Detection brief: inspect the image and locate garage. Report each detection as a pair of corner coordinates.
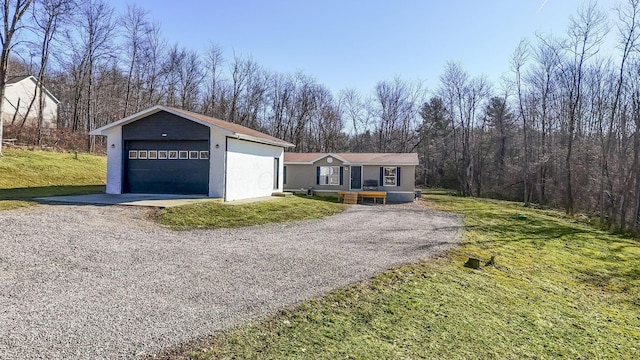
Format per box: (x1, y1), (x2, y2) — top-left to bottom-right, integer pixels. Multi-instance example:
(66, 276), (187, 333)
(89, 105), (294, 200)
(121, 111), (210, 195)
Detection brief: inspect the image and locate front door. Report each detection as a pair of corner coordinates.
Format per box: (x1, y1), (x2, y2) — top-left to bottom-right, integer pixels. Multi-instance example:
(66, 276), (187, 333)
(350, 165), (362, 190)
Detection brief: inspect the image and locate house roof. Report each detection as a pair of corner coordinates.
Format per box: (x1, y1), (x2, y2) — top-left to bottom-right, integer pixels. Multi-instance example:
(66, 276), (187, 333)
(89, 105), (295, 148)
(5, 75), (61, 104)
(6, 75), (32, 84)
(284, 152), (419, 165)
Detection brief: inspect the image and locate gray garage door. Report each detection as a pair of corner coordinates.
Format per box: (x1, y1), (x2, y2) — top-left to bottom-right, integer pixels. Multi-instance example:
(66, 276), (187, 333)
(124, 140), (209, 195)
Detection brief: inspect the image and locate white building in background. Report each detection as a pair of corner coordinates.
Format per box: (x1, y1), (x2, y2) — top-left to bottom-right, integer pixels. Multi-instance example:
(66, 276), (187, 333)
(2, 75), (60, 129)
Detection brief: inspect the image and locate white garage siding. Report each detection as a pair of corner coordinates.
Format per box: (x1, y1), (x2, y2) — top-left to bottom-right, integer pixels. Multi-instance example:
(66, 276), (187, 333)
(225, 138), (283, 201)
(104, 126), (123, 194)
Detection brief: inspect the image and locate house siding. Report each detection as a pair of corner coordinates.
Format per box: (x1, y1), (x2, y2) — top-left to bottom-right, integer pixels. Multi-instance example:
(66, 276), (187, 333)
(284, 158), (417, 202)
(1, 77), (58, 128)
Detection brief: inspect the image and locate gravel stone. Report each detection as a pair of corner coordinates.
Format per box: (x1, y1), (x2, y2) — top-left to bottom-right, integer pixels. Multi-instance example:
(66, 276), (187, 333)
(0, 202), (461, 359)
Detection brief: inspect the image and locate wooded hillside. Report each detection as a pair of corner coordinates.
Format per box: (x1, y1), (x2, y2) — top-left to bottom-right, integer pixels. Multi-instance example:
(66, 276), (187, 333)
(3, 0), (640, 230)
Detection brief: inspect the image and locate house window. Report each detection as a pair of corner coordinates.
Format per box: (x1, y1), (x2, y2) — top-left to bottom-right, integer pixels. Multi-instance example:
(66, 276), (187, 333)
(383, 167), (397, 186)
(148, 150), (158, 159)
(178, 151), (188, 159)
(128, 150), (137, 159)
(158, 150), (168, 159)
(189, 151), (199, 159)
(274, 158), (280, 190)
(319, 166), (340, 185)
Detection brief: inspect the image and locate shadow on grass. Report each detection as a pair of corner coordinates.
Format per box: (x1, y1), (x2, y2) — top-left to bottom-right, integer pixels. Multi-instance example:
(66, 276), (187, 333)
(467, 218), (591, 243)
(0, 185), (105, 201)
(295, 194), (342, 203)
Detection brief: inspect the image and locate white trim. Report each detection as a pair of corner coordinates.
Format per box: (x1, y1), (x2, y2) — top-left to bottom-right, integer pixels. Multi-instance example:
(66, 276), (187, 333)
(318, 165), (341, 185)
(383, 166), (398, 186)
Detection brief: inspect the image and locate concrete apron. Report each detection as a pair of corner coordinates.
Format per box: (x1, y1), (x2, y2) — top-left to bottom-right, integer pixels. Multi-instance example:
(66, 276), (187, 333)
(34, 193), (223, 208)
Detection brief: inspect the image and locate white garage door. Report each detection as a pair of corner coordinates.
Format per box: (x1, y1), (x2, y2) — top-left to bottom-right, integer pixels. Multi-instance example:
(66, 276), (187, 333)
(225, 138), (282, 201)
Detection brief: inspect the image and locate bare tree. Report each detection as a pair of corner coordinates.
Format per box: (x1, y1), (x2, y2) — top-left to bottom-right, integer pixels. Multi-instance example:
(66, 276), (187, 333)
(139, 20), (164, 107)
(202, 42), (224, 117)
(0, 0), (33, 155)
(372, 77), (424, 152)
(177, 48), (202, 111)
(339, 88), (371, 151)
(119, 3), (149, 117)
(439, 62), (490, 196)
(550, 1), (607, 214)
(511, 39), (530, 204)
(29, 0), (73, 144)
(526, 37), (560, 205)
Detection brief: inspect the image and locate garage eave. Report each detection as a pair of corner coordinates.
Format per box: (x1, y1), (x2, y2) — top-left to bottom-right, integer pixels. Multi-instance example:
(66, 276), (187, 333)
(231, 133), (294, 148)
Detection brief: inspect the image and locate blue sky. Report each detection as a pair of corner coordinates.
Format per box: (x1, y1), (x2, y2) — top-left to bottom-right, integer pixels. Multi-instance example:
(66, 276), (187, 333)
(110, 0), (593, 95)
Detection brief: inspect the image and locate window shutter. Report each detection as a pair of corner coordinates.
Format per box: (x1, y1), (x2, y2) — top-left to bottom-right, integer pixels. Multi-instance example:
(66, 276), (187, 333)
(283, 166), (287, 185)
(379, 167), (383, 186)
(339, 167), (344, 185)
(396, 167), (401, 186)
(316, 166), (320, 185)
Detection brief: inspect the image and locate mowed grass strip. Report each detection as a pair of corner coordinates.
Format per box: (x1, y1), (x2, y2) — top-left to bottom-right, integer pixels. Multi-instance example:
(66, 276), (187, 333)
(0, 149), (106, 209)
(180, 193), (640, 359)
(157, 196), (346, 230)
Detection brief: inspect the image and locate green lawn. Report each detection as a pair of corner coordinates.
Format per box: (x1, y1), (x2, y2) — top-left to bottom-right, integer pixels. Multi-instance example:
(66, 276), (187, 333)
(0, 149), (106, 209)
(156, 196), (346, 230)
(180, 193), (640, 359)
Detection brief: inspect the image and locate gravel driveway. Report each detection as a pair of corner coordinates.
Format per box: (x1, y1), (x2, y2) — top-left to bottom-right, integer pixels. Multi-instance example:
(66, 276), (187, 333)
(0, 202), (461, 359)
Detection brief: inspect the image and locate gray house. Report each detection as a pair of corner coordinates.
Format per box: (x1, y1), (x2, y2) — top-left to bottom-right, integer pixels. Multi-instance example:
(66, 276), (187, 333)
(283, 152), (419, 203)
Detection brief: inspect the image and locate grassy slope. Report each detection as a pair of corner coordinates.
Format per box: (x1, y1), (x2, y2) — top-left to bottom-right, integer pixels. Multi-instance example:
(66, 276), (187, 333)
(0, 149), (106, 209)
(184, 193), (639, 359)
(157, 196), (346, 230)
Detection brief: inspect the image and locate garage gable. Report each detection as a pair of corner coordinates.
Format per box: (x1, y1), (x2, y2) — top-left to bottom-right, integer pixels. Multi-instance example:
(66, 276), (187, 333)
(122, 111), (209, 141)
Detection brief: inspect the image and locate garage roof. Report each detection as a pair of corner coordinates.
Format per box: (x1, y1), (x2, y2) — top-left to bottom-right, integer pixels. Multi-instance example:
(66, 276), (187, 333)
(89, 105), (294, 148)
(284, 152), (419, 165)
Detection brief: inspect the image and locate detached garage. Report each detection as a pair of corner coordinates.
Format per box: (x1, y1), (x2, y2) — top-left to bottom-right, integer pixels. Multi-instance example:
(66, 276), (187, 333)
(89, 105), (294, 201)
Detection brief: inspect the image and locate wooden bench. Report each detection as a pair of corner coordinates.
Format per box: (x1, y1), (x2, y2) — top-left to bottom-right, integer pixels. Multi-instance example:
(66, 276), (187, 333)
(338, 191), (387, 205)
(358, 191), (387, 205)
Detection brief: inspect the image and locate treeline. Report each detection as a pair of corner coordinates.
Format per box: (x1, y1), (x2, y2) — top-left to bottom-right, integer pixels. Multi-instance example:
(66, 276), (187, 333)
(2, 0), (423, 155)
(3, 0), (640, 230)
(422, 0), (640, 231)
